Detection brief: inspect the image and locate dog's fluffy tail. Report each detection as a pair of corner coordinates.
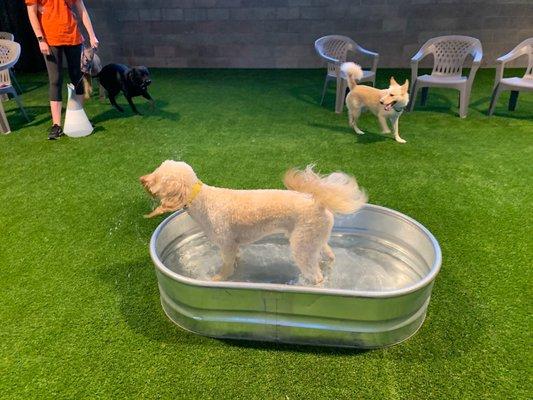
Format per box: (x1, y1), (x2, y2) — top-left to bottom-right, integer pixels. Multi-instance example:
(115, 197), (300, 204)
(341, 62), (363, 91)
(284, 165), (367, 214)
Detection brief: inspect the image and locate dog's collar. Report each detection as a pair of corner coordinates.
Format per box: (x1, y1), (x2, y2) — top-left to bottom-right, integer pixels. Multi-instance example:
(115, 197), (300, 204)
(184, 181), (203, 209)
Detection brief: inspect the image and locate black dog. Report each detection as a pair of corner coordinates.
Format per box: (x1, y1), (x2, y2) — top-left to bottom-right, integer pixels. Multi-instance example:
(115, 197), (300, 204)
(97, 63), (153, 114)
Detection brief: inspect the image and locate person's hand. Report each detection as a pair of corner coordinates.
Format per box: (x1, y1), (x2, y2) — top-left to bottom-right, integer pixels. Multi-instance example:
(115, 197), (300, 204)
(39, 41), (50, 55)
(90, 35), (99, 49)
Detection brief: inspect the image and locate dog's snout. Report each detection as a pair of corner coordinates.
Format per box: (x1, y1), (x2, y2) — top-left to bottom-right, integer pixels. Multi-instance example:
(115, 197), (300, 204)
(145, 79), (152, 85)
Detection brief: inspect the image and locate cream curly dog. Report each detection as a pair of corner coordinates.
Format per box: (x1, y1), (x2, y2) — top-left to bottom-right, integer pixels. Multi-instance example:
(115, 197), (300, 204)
(140, 161), (366, 284)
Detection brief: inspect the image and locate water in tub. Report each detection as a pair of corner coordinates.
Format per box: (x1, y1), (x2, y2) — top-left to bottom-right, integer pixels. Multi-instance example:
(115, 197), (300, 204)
(161, 228), (427, 292)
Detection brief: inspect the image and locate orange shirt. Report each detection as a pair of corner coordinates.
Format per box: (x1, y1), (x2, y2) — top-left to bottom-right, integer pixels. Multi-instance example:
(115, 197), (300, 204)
(25, 0), (83, 46)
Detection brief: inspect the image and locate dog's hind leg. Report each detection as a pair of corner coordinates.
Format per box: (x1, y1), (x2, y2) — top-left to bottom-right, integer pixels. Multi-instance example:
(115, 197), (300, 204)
(290, 229), (325, 285)
(321, 243), (335, 263)
(320, 243), (335, 273)
(108, 94), (124, 112)
(213, 244), (238, 281)
(349, 105), (365, 135)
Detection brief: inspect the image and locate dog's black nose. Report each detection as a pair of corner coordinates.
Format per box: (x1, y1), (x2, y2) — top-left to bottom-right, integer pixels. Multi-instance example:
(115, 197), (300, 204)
(380, 100), (384, 104)
(145, 80), (152, 85)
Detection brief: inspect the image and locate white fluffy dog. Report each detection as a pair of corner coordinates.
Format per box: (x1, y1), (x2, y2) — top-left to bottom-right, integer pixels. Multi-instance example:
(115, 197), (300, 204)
(140, 161), (367, 284)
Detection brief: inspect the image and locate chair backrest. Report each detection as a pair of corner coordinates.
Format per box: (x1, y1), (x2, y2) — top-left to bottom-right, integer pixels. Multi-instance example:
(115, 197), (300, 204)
(0, 32), (14, 41)
(315, 35), (358, 76)
(0, 39), (21, 86)
(426, 36), (482, 77)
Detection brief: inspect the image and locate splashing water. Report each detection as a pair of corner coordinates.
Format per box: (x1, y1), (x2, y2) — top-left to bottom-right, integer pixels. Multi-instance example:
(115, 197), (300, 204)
(161, 231), (428, 292)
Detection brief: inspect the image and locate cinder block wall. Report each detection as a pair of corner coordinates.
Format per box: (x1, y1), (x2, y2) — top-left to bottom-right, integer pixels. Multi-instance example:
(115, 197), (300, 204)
(88, 0), (533, 68)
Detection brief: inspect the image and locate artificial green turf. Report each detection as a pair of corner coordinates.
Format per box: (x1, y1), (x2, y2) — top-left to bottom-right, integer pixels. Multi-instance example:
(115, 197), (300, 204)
(1, 68), (531, 399)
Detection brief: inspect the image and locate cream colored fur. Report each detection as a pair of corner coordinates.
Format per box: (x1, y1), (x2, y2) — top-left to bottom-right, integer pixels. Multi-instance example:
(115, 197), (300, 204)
(341, 62), (410, 144)
(141, 160), (367, 284)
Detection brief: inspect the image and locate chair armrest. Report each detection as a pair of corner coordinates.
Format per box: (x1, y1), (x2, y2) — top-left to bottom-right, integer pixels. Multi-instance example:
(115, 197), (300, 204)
(467, 61), (481, 87)
(316, 52), (342, 66)
(493, 43), (529, 87)
(497, 50), (524, 65)
(355, 45), (379, 73)
(410, 43), (433, 90)
(472, 48), (483, 64)
(356, 45), (378, 58)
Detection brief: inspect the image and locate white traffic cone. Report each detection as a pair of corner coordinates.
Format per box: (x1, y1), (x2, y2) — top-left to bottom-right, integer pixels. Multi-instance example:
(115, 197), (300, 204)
(63, 83), (93, 137)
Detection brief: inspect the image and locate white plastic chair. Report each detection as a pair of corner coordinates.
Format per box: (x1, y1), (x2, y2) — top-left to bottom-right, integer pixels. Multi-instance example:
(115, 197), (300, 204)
(409, 35), (482, 118)
(0, 39), (29, 133)
(488, 38), (533, 115)
(0, 32), (22, 94)
(315, 35), (379, 113)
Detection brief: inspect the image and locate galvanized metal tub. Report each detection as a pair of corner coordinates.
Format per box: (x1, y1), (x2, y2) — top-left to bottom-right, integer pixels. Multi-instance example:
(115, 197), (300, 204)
(149, 204), (442, 348)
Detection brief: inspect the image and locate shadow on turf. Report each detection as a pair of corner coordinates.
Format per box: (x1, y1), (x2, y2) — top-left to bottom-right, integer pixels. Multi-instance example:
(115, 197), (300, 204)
(90, 99), (180, 125)
(219, 338), (369, 355)
(470, 95), (533, 119)
(98, 258), (205, 344)
(308, 122), (389, 144)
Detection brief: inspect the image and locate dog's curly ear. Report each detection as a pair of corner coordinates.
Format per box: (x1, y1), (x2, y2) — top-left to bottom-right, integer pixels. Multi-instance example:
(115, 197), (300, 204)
(157, 175), (192, 211)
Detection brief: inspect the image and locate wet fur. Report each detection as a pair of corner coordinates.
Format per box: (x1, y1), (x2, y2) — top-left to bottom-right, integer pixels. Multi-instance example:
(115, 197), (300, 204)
(140, 161), (367, 285)
(342, 62), (409, 143)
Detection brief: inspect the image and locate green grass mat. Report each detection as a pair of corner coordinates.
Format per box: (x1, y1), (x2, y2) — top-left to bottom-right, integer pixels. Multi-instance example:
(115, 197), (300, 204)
(1, 68), (531, 399)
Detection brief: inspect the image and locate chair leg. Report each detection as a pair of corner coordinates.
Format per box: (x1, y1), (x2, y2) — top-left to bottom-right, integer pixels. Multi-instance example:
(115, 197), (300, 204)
(11, 90), (30, 122)
(335, 78), (347, 114)
(10, 69), (22, 95)
(320, 75), (329, 106)
(0, 100), (10, 134)
(488, 83), (503, 116)
(508, 90), (519, 111)
(408, 82), (419, 112)
(459, 87), (470, 118)
(420, 87), (429, 106)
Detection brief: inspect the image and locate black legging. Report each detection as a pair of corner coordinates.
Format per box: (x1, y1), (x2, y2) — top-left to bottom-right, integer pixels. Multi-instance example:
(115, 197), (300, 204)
(44, 44), (84, 101)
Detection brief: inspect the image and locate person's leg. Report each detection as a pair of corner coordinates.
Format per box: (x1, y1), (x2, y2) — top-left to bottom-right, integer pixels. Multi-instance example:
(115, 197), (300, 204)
(64, 44), (84, 104)
(43, 46), (64, 139)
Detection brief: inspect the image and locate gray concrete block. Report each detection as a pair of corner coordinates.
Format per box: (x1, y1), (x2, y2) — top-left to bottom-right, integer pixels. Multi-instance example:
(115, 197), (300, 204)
(184, 8), (208, 21)
(161, 8), (184, 21)
(299, 7), (326, 19)
(89, 0), (533, 68)
(207, 8), (230, 20)
(276, 7), (300, 19)
(115, 9), (139, 21)
(139, 9), (161, 21)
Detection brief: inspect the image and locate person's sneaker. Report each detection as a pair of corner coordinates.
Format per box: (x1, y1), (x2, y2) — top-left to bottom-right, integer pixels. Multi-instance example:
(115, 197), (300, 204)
(48, 124), (64, 140)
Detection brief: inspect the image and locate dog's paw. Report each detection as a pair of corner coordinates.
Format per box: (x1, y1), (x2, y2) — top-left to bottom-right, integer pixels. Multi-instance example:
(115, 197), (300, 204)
(313, 272), (324, 286)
